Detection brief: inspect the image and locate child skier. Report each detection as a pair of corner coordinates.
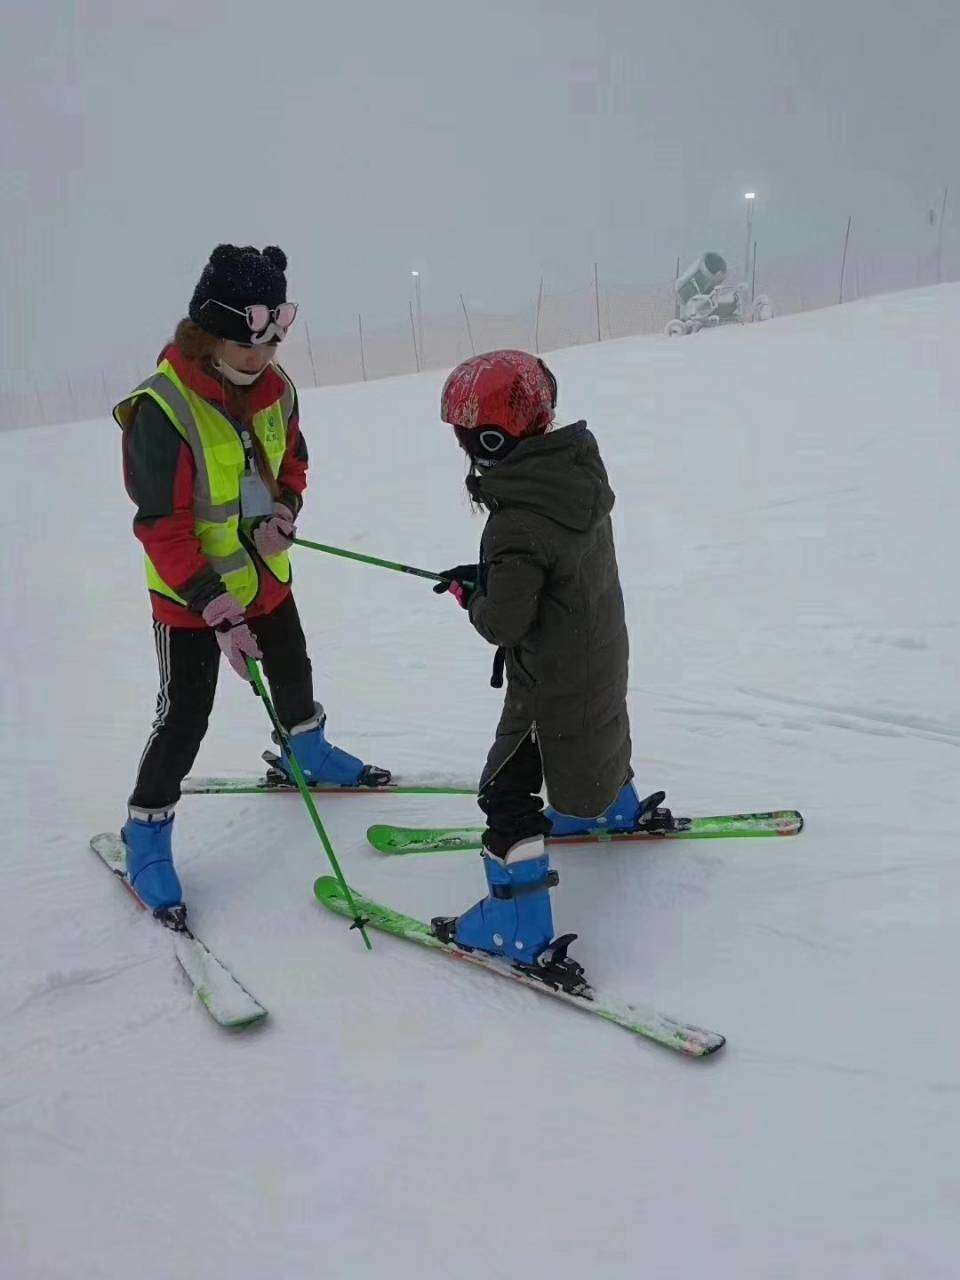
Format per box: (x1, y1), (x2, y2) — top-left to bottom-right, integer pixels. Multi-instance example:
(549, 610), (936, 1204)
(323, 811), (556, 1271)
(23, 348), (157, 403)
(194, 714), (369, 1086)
(431, 350), (660, 991)
(115, 244), (389, 922)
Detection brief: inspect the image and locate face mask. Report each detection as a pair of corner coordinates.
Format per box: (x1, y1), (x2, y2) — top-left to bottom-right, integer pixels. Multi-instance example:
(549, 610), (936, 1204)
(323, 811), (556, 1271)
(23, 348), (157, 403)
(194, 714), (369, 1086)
(213, 356), (267, 386)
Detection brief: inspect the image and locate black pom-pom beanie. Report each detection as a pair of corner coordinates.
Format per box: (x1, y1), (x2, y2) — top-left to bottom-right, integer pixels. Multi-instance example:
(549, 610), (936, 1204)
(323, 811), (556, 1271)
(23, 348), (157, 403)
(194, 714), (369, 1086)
(189, 244), (288, 342)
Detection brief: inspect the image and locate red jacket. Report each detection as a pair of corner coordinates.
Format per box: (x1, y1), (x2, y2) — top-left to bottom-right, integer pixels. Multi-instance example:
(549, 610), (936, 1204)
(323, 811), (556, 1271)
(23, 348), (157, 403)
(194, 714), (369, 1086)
(122, 345), (308, 628)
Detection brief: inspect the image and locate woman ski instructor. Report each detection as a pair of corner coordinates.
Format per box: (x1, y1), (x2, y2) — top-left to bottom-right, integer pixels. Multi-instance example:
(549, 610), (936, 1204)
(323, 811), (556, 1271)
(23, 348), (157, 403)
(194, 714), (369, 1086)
(115, 244), (389, 921)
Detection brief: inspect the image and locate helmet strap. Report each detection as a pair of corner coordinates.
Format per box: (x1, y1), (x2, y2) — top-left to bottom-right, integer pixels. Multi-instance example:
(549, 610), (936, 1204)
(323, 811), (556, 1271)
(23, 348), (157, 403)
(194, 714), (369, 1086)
(454, 424), (521, 467)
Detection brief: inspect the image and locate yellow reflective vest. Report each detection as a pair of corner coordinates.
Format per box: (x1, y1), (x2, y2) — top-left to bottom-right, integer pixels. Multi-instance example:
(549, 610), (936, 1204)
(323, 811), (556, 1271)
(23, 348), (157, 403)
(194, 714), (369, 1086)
(114, 358), (295, 608)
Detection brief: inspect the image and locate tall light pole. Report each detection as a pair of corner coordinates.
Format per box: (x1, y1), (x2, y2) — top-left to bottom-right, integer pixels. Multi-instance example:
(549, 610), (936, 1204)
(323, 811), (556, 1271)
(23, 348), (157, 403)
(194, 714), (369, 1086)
(743, 193), (756, 284)
(411, 270), (423, 368)
(936, 186), (949, 285)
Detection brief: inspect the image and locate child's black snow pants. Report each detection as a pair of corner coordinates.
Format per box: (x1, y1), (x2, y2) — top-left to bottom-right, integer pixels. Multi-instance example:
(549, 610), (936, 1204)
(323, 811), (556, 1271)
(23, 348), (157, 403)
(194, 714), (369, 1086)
(477, 729), (552, 858)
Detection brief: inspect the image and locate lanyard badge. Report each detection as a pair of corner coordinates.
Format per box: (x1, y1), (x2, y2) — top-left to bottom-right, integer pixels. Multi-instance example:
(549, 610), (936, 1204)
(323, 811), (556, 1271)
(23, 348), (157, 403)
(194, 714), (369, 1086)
(238, 430), (274, 519)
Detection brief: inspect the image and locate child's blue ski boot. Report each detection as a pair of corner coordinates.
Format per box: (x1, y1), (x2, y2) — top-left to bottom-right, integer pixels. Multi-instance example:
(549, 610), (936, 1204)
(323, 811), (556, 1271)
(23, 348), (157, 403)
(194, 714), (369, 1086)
(545, 782), (671, 838)
(431, 836), (589, 994)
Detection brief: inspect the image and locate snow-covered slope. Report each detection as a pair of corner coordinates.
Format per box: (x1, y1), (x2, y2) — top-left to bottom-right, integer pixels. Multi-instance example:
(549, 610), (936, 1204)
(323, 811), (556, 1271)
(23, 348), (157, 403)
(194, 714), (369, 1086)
(4, 287), (959, 1279)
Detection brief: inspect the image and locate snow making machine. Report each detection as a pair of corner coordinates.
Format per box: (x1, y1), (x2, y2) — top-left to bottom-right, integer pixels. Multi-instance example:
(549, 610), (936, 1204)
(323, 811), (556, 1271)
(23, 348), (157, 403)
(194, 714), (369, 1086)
(665, 252), (772, 335)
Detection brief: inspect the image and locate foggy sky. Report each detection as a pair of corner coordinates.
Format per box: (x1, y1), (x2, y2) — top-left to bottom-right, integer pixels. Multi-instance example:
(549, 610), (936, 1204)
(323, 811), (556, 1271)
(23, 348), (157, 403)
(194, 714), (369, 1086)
(3, 0), (958, 376)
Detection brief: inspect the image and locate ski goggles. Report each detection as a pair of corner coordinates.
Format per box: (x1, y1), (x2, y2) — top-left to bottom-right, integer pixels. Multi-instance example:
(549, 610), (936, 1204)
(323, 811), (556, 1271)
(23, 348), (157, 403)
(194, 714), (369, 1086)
(200, 298), (298, 343)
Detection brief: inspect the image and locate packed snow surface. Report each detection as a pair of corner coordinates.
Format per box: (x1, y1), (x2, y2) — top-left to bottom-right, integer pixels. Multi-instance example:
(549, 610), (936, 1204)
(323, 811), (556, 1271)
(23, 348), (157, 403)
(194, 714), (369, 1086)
(3, 287), (959, 1278)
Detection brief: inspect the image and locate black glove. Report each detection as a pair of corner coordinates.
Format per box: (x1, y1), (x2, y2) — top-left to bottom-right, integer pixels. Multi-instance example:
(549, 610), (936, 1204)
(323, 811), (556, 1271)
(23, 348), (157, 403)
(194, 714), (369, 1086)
(432, 563), (480, 609)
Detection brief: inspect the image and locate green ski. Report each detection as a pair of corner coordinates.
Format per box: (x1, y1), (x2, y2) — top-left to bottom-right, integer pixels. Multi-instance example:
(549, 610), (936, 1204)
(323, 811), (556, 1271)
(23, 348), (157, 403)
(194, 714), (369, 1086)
(314, 876), (725, 1057)
(182, 774), (474, 797)
(367, 809), (804, 855)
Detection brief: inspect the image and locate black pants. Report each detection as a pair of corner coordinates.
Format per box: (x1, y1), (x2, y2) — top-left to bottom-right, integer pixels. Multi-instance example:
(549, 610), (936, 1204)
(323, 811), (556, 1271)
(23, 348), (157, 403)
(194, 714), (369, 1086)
(478, 730), (552, 859)
(130, 595), (315, 810)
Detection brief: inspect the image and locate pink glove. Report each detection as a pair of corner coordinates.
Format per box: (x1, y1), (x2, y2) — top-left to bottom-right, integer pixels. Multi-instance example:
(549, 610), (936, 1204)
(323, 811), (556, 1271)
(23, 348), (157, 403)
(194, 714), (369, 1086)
(253, 503), (296, 558)
(202, 593), (262, 680)
(432, 564), (479, 610)
(445, 581), (470, 608)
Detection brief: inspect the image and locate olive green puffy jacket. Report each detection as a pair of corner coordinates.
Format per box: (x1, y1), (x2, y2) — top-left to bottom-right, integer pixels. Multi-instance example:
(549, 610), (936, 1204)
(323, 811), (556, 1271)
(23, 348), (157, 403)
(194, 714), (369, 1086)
(469, 421), (631, 817)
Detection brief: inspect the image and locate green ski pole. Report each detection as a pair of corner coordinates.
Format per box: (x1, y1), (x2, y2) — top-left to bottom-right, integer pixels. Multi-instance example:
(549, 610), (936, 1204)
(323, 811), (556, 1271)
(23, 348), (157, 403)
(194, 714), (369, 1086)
(292, 537), (446, 584)
(246, 658), (372, 951)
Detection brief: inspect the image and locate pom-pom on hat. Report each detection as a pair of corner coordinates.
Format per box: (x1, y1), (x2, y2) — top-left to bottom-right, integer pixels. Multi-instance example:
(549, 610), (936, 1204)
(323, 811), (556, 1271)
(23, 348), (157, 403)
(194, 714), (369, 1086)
(189, 244), (288, 343)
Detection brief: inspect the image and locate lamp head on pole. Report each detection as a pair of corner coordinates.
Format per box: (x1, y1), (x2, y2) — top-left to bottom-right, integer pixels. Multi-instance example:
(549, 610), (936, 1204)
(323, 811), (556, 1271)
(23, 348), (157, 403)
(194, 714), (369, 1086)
(744, 192), (756, 201)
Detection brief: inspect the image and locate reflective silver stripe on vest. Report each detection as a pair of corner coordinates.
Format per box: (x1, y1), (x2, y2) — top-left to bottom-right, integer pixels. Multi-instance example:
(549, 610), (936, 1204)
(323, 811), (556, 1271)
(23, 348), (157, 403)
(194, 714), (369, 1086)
(194, 495), (241, 521)
(141, 372), (215, 512)
(207, 549), (251, 576)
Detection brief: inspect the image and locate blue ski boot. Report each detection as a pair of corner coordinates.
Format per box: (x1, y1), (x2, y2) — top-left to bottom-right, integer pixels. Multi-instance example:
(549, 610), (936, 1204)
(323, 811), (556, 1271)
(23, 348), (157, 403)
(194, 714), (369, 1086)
(121, 806), (183, 919)
(264, 703), (391, 788)
(432, 838), (590, 994)
(545, 782), (670, 838)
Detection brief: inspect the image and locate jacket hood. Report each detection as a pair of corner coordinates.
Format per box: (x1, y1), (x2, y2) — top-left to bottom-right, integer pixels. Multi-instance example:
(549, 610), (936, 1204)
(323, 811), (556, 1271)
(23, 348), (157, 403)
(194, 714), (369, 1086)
(475, 422), (614, 532)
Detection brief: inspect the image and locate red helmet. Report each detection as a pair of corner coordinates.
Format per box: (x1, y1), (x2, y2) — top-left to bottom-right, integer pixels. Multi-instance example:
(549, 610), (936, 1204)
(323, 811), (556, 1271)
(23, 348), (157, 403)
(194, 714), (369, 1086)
(441, 350), (557, 438)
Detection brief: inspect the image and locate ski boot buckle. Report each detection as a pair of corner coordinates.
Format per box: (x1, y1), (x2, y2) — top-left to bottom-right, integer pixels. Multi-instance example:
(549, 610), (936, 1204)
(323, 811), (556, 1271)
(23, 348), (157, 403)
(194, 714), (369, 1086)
(490, 870), (559, 900)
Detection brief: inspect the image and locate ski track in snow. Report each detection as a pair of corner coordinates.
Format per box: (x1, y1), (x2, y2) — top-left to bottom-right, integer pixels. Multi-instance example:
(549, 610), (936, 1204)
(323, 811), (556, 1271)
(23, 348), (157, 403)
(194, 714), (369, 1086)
(3, 286), (960, 1279)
